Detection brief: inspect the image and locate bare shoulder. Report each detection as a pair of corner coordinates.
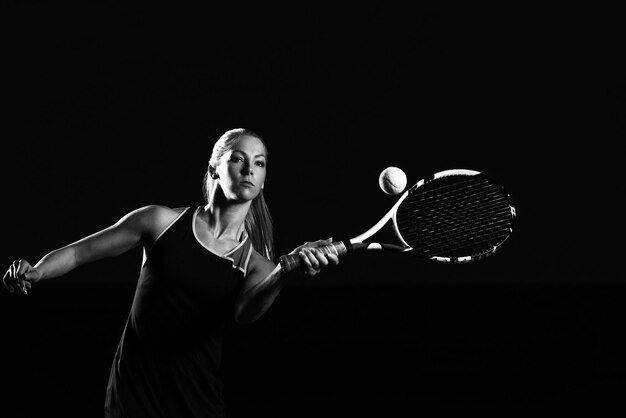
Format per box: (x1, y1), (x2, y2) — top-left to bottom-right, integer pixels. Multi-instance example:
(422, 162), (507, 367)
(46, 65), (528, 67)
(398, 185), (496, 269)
(246, 246), (277, 278)
(122, 205), (190, 237)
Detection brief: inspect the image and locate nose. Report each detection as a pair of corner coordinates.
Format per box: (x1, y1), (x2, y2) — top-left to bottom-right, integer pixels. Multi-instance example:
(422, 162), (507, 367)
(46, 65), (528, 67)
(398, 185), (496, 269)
(241, 161), (254, 176)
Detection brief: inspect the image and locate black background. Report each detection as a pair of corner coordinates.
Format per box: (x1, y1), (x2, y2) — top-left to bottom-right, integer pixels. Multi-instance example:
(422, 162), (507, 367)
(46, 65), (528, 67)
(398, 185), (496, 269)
(1, 2), (624, 416)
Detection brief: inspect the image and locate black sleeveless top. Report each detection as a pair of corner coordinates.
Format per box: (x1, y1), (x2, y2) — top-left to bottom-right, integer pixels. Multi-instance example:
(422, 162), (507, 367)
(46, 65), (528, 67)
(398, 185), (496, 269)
(104, 207), (251, 418)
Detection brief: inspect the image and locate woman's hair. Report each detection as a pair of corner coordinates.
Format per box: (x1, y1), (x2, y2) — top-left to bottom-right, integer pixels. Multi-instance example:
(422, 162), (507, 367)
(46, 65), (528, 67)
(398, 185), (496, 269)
(203, 128), (275, 261)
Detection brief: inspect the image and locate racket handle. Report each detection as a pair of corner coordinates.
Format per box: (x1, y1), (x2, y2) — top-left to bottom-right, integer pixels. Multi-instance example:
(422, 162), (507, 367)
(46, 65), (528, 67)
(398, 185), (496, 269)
(279, 241), (350, 273)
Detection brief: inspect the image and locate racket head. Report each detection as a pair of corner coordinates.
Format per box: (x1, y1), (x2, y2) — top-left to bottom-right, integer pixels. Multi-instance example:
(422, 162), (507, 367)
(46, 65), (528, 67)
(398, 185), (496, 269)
(393, 169), (516, 263)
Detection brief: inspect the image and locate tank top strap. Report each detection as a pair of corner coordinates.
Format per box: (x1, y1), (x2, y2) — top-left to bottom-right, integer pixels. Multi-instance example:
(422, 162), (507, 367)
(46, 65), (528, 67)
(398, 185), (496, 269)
(222, 233), (252, 275)
(189, 206), (252, 276)
(155, 207), (193, 242)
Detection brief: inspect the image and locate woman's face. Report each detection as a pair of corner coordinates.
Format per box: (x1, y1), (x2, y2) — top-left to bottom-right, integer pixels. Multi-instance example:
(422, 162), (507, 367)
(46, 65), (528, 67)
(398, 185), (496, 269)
(214, 135), (267, 203)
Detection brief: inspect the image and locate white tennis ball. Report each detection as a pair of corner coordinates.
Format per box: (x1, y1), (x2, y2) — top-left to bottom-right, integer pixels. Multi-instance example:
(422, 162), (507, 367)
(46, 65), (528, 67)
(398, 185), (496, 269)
(379, 167), (407, 195)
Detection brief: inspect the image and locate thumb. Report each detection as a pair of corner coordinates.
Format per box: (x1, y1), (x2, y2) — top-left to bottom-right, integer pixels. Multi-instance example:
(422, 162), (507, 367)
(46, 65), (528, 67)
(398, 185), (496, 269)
(318, 237), (333, 247)
(23, 270), (39, 282)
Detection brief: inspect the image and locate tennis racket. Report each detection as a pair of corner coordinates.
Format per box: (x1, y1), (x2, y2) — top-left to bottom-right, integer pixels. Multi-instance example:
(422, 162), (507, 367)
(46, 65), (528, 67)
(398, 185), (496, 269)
(279, 168), (516, 272)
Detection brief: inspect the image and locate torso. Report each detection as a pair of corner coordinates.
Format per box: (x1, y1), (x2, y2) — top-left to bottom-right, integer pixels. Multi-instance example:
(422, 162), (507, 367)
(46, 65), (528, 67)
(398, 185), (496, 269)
(105, 205), (253, 417)
(141, 205), (266, 276)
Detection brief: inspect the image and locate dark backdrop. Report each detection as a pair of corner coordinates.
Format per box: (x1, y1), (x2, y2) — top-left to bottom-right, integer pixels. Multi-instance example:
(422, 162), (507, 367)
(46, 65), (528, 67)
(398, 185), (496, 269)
(1, 3), (624, 417)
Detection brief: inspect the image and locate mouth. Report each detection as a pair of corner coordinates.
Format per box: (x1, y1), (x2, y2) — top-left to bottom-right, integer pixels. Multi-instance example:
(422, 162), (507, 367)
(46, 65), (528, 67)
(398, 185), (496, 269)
(239, 181), (255, 187)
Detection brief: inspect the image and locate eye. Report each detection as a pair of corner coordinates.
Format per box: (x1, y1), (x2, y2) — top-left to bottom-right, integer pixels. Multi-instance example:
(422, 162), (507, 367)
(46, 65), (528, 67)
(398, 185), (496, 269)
(256, 161), (266, 167)
(229, 156), (244, 163)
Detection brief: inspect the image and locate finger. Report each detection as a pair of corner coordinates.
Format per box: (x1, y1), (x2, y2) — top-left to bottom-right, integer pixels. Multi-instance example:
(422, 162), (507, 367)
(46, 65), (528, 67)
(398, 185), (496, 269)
(304, 248), (321, 270)
(19, 280), (27, 295)
(9, 263), (23, 293)
(16, 259), (28, 278)
(299, 250), (313, 270)
(9, 264), (18, 283)
(299, 249), (320, 276)
(2, 267), (11, 285)
(312, 248), (329, 267)
(3, 270), (15, 293)
(327, 253), (339, 265)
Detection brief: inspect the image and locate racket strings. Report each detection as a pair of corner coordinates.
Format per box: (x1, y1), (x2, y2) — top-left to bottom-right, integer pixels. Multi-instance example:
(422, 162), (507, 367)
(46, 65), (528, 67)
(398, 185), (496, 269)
(402, 221), (511, 256)
(402, 185), (507, 228)
(401, 182), (510, 229)
(406, 176), (491, 205)
(399, 208), (512, 244)
(403, 178), (500, 212)
(412, 223), (512, 256)
(397, 176), (513, 257)
(402, 198), (512, 238)
(404, 191), (510, 225)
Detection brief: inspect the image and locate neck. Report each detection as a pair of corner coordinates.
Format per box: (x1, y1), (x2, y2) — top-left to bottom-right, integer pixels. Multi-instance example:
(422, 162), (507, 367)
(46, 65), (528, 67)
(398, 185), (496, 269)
(203, 200), (251, 241)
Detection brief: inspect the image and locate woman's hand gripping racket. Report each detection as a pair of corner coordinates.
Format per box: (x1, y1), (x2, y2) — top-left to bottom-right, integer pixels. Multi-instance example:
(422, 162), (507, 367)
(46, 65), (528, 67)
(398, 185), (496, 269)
(279, 169), (516, 272)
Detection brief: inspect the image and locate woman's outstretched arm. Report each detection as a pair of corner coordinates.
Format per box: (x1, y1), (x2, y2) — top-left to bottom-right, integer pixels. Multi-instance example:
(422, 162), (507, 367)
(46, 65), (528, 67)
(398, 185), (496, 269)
(3, 205), (171, 294)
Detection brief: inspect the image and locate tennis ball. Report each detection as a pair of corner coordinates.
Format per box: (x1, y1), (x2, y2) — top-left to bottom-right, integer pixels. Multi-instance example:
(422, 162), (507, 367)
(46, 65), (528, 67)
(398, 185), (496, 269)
(379, 167), (407, 195)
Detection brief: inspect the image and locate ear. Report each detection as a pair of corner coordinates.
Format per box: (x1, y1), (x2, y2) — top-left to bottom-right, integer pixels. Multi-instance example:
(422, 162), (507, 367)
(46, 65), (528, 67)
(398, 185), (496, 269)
(208, 164), (219, 179)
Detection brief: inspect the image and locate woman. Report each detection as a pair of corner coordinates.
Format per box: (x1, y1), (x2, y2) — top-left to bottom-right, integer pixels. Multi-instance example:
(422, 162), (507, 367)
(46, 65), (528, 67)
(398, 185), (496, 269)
(3, 128), (338, 417)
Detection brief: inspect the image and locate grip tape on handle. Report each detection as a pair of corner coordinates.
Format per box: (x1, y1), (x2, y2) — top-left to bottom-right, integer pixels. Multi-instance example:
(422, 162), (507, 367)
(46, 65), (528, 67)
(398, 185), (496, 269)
(279, 241), (349, 273)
